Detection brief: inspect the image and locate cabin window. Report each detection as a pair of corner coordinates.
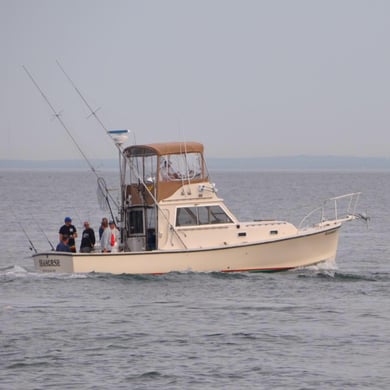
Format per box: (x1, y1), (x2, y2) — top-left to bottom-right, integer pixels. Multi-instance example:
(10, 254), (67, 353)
(143, 155), (157, 184)
(198, 205), (233, 224)
(128, 155), (157, 186)
(176, 205), (233, 227)
(176, 207), (198, 226)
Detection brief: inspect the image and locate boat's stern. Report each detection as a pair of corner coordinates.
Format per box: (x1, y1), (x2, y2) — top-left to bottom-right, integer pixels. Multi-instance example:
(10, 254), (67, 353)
(33, 252), (75, 273)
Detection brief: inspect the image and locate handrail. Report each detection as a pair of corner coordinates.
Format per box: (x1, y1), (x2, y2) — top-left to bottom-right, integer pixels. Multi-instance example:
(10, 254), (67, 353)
(298, 192), (362, 229)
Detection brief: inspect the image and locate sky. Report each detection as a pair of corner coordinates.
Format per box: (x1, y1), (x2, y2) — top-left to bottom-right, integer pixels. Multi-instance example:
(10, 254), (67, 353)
(1, 0), (389, 160)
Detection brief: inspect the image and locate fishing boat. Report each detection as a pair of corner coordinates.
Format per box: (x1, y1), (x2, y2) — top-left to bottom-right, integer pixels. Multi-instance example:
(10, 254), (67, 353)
(25, 64), (364, 274)
(33, 136), (363, 274)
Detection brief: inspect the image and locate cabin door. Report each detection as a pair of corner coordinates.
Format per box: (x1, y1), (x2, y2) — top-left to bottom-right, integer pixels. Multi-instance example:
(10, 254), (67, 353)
(126, 207), (146, 251)
(126, 206), (157, 251)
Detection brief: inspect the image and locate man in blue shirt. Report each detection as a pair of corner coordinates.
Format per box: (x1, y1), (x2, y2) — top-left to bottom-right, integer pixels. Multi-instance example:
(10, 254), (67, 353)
(56, 235), (71, 252)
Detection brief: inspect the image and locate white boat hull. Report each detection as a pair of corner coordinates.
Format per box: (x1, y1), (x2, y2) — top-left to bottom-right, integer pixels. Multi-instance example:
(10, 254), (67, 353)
(33, 225), (341, 274)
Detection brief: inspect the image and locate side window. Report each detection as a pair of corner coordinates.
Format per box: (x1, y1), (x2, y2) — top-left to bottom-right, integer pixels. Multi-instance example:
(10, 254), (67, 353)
(207, 205), (233, 224)
(176, 207), (198, 226)
(176, 206), (232, 226)
(198, 207), (209, 225)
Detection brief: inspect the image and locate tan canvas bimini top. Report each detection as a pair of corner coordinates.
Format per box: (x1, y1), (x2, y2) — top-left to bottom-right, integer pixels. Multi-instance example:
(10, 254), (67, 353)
(124, 142), (204, 157)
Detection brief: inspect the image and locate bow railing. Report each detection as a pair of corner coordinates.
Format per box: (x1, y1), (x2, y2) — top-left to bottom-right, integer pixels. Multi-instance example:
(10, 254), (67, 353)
(298, 192), (365, 229)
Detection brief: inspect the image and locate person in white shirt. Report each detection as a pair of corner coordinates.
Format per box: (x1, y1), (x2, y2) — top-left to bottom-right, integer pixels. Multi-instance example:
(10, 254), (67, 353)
(100, 219), (111, 253)
(109, 221), (120, 252)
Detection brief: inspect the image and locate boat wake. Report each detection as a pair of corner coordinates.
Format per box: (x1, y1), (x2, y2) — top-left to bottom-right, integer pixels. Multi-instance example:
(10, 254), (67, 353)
(1, 262), (386, 283)
(295, 260), (385, 282)
(0, 264), (30, 276)
(0, 264), (89, 281)
(301, 258), (338, 272)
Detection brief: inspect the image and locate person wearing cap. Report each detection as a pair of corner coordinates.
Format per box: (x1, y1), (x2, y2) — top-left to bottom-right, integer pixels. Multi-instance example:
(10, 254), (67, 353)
(56, 235), (71, 252)
(59, 217), (78, 253)
(80, 221), (96, 253)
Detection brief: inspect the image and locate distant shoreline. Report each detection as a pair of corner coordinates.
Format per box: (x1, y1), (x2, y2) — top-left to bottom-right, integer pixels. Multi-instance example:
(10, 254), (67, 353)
(1, 156), (390, 170)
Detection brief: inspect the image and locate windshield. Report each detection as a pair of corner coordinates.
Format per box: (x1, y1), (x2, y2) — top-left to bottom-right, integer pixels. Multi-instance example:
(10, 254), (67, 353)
(159, 153), (202, 182)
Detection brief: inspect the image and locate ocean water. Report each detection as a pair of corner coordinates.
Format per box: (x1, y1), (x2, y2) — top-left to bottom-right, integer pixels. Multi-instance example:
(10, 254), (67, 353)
(1, 169), (389, 389)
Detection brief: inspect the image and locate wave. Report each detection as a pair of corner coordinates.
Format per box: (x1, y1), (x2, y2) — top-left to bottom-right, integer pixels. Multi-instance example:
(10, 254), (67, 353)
(0, 264), (88, 281)
(296, 268), (386, 282)
(0, 264), (30, 273)
(330, 271), (384, 282)
(1, 262), (388, 284)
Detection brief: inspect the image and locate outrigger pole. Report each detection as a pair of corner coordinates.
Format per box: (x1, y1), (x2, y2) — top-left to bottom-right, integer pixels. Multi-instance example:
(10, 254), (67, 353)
(56, 61), (126, 224)
(23, 66), (98, 177)
(56, 60), (127, 180)
(56, 61), (109, 134)
(55, 62), (188, 249)
(23, 65), (118, 223)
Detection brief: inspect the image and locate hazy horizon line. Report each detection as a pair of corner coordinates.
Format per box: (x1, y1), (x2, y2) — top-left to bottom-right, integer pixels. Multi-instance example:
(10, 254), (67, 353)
(1, 155), (390, 171)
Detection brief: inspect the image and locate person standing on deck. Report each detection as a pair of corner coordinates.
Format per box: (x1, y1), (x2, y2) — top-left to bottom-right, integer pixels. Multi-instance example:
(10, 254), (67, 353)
(80, 221), (96, 253)
(99, 217), (108, 240)
(100, 219), (111, 253)
(109, 221), (120, 252)
(59, 217), (78, 253)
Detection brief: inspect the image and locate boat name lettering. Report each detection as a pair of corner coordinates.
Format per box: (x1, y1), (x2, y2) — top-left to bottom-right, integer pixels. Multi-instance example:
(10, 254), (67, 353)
(39, 259), (60, 267)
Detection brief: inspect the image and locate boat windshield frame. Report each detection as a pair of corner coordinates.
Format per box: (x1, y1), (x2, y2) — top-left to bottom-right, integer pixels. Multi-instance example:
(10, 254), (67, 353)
(123, 142), (208, 202)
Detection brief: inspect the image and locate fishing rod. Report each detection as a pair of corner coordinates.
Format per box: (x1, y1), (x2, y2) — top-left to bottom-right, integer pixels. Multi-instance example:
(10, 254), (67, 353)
(23, 65), (118, 223)
(31, 215), (56, 251)
(41, 229), (55, 251)
(22, 226), (37, 253)
(15, 217), (38, 254)
(97, 176), (116, 224)
(9, 206), (38, 253)
(25, 209), (57, 251)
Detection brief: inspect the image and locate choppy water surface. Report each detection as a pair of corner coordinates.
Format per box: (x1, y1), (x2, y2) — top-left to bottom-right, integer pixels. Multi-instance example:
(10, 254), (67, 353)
(1, 170), (389, 389)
